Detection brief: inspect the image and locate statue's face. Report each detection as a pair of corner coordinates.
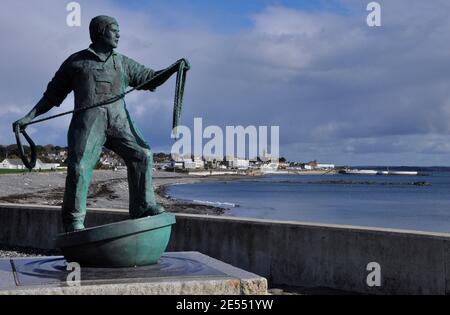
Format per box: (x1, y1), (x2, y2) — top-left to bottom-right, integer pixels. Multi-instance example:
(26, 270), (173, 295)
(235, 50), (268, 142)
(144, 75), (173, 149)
(100, 23), (120, 49)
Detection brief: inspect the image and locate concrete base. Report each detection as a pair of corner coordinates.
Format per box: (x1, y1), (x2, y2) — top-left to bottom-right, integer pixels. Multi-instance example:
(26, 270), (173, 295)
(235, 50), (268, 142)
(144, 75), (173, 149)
(6, 204), (450, 294)
(0, 252), (267, 295)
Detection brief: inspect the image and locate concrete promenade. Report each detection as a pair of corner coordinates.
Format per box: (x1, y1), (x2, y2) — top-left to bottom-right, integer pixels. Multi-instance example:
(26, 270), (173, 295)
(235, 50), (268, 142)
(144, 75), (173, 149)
(1, 203), (449, 294)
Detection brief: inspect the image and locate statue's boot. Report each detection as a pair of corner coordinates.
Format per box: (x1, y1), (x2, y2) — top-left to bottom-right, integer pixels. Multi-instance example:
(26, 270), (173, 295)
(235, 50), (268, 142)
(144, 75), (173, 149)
(65, 222), (86, 233)
(139, 204), (166, 218)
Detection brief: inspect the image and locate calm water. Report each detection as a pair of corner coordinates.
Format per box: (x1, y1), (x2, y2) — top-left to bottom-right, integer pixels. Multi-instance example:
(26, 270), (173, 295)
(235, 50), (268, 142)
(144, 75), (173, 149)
(167, 170), (450, 233)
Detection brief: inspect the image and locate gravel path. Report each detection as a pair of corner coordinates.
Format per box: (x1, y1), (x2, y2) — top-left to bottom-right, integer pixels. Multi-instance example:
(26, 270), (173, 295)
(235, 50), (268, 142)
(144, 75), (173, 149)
(0, 245), (61, 258)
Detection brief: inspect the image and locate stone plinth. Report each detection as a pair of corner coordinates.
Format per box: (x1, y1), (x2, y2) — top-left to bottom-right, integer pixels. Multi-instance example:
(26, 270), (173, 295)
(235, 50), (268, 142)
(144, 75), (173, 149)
(0, 252), (267, 295)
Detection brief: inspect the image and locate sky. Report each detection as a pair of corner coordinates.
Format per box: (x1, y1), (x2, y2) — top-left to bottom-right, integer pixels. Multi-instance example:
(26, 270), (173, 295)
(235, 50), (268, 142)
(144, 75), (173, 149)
(2, 0), (450, 166)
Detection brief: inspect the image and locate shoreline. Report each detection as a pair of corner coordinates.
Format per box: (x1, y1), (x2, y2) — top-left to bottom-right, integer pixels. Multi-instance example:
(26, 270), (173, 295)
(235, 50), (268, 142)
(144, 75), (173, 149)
(154, 173), (250, 215)
(156, 170), (338, 213)
(0, 169), (338, 216)
(0, 170), (253, 216)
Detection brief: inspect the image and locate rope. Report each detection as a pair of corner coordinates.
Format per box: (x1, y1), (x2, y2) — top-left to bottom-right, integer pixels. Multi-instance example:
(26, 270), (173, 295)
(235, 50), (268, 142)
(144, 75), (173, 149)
(16, 59), (188, 170)
(172, 60), (187, 136)
(23, 59), (187, 129)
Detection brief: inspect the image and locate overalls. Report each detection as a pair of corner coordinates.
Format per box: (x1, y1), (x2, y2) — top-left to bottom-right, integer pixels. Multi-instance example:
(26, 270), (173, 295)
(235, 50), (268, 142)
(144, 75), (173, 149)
(41, 47), (161, 231)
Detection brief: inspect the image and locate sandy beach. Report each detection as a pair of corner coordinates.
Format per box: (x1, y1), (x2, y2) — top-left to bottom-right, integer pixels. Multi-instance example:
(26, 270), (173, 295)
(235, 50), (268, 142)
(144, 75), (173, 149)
(0, 170), (250, 215)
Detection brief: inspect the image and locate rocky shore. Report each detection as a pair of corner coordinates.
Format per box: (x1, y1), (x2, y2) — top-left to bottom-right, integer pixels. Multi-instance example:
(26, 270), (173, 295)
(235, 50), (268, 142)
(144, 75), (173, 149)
(0, 170), (251, 258)
(0, 170), (248, 215)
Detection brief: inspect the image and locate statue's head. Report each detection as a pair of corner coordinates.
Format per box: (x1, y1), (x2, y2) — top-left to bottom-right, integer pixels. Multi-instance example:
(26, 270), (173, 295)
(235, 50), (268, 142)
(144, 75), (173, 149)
(89, 15), (120, 48)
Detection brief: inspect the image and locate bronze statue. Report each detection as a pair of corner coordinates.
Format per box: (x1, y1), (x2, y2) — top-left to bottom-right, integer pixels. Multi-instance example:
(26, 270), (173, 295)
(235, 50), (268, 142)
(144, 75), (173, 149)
(13, 15), (190, 233)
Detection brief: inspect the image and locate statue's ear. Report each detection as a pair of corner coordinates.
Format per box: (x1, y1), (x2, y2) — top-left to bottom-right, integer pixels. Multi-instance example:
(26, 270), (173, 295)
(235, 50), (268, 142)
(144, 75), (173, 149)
(93, 28), (107, 43)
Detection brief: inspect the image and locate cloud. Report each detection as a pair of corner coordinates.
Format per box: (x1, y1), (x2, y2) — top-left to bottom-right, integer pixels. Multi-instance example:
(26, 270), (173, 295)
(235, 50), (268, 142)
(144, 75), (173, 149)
(2, 1), (450, 165)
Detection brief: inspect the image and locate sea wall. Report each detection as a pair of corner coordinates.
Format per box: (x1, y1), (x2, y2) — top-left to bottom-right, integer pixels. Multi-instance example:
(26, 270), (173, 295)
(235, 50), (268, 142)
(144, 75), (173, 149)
(1, 203), (449, 294)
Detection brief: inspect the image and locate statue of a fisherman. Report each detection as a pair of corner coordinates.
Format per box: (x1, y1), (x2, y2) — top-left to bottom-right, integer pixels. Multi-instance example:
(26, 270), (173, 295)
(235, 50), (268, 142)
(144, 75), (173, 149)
(13, 15), (189, 233)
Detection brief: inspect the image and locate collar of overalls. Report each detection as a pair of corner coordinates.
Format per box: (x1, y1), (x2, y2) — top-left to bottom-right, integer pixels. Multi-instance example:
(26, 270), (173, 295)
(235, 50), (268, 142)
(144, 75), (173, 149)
(87, 44), (117, 62)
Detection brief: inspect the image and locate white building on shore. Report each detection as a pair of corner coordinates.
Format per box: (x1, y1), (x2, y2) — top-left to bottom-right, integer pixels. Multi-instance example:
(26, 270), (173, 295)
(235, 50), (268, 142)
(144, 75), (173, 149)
(170, 157), (205, 170)
(227, 158), (250, 170)
(316, 164), (335, 170)
(260, 162), (279, 173)
(0, 159), (60, 170)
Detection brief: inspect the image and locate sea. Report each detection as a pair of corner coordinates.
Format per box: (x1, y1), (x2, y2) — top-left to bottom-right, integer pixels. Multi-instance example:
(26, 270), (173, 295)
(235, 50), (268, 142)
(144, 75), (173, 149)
(167, 167), (450, 233)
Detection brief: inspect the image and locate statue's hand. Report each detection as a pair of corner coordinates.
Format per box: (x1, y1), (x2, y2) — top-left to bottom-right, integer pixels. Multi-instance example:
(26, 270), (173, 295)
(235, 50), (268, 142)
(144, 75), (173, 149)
(178, 58), (191, 71)
(12, 115), (33, 133)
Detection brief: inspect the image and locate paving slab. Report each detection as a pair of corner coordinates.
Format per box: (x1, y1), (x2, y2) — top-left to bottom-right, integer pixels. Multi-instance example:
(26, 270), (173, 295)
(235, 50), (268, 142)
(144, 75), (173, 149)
(0, 260), (15, 290)
(0, 252), (267, 295)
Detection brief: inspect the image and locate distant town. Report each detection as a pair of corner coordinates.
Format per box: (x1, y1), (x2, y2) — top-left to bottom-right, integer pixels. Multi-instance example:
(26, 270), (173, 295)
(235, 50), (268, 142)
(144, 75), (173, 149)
(0, 144), (336, 175)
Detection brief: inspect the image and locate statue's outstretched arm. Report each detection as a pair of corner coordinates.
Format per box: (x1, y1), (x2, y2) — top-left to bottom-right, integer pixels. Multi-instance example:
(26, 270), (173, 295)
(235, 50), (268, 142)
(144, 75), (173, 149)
(125, 56), (190, 92)
(12, 57), (74, 131)
(147, 59), (190, 90)
(12, 97), (54, 131)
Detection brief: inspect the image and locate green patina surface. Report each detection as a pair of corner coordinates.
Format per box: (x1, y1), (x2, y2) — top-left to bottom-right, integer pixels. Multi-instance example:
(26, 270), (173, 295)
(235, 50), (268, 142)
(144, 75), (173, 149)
(13, 16), (189, 237)
(55, 213), (176, 267)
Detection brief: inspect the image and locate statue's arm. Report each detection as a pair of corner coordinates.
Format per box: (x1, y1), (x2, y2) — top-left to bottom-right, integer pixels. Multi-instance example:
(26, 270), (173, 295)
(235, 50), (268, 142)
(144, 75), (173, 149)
(13, 58), (74, 130)
(147, 60), (188, 90)
(125, 56), (189, 91)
